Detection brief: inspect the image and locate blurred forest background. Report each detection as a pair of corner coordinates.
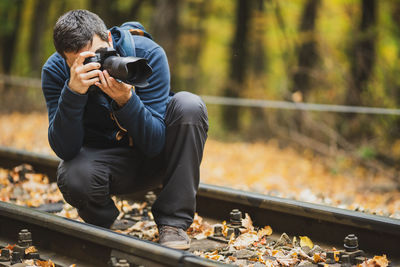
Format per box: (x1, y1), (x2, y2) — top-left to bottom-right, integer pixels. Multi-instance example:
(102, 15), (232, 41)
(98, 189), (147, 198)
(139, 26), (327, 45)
(1, 0), (400, 199)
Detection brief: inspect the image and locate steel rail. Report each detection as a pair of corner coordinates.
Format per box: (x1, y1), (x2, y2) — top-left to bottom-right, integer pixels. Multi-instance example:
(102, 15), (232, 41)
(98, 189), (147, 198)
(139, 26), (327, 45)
(0, 201), (224, 267)
(0, 146), (399, 262)
(197, 185), (400, 260)
(201, 95), (400, 115)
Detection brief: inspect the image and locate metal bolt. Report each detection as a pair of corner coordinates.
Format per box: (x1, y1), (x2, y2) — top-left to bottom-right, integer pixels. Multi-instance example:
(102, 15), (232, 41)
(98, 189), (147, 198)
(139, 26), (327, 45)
(26, 251), (40, 260)
(341, 254), (351, 267)
(145, 191), (156, 206)
(325, 251), (335, 264)
(229, 209), (242, 226)
(344, 234), (358, 252)
(0, 249), (10, 262)
(10, 251), (22, 265)
(115, 259), (130, 267)
(18, 229), (32, 247)
(129, 208), (140, 216)
(142, 207), (149, 220)
(213, 224), (223, 237)
(109, 256), (118, 267)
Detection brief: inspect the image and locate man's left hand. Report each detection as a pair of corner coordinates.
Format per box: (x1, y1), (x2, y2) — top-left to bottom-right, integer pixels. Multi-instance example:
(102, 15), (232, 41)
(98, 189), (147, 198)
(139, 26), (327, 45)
(95, 70), (133, 107)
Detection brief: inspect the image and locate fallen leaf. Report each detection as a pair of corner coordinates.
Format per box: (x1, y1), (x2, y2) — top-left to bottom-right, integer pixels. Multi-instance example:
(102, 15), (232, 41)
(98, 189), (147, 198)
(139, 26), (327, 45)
(313, 253), (325, 263)
(334, 250), (340, 262)
(257, 225), (273, 239)
(359, 255), (389, 267)
(299, 236), (314, 249)
(232, 232), (259, 249)
(241, 213), (254, 232)
(35, 259), (55, 267)
(4, 244), (15, 251)
(25, 246), (37, 254)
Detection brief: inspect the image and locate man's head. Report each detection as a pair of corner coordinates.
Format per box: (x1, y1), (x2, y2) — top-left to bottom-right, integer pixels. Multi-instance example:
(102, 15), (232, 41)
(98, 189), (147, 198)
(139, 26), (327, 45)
(53, 10), (112, 66)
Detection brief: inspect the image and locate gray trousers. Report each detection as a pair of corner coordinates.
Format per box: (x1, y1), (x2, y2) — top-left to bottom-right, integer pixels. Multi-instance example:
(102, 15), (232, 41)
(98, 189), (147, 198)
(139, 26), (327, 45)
(56, 92), (208, 229)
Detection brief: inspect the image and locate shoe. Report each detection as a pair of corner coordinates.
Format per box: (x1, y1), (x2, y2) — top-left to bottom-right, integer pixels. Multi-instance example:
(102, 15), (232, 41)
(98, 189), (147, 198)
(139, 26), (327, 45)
(110, 219), (136, 230)
(158, 225), (190, 250)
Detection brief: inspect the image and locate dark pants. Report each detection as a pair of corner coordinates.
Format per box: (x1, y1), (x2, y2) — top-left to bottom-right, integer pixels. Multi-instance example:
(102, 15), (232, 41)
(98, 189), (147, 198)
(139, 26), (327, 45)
(56, 92), (208, 229)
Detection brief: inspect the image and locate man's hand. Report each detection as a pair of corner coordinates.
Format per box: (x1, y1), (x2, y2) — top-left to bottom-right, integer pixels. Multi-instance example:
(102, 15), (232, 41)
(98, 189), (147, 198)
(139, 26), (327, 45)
(95, 70), (133, 107)
(68, 51), (102, 95)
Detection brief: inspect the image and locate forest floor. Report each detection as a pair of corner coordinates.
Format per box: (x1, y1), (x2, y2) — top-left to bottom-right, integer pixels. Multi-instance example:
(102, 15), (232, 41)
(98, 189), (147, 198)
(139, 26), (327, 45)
(1, 112), (399, 219)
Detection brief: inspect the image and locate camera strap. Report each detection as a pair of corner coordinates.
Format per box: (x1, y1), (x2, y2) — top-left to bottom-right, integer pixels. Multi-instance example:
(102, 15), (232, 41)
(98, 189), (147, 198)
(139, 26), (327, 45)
(116, 21), (153, 58)
(110, 111), (134, 147)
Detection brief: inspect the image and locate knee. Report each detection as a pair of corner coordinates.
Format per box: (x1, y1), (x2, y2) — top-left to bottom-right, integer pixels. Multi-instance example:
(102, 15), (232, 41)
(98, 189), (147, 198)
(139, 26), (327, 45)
(57, 159), (91, 207)
(57, 158), (110, 207)
(169, 92), (208, 127)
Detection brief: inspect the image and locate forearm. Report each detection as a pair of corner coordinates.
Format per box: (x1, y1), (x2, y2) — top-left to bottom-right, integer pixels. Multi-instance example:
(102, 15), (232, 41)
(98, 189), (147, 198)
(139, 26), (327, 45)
(48, 85), (88, 160)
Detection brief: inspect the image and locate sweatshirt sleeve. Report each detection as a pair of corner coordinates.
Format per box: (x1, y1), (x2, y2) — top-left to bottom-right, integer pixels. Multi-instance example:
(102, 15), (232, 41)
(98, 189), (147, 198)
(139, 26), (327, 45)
(42, 64), (88, 160)
(112, 46), (170, 157)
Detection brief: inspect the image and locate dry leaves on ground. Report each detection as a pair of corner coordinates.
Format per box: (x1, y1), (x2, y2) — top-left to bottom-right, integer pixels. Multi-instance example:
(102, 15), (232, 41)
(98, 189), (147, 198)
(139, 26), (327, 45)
(0, 112), (399, 218)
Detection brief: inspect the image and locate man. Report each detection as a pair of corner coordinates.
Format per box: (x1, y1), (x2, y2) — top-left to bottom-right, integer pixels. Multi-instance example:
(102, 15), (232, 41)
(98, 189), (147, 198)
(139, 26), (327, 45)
(41, 10), (208, 250)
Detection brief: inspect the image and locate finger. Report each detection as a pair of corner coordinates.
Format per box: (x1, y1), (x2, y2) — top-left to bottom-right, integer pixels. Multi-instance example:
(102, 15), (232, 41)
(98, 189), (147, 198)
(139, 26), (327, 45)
(74, 51), (96, 66)
(84, 76), (100, 86)
(98, 70), (109, 88)
(80, 69), (101, 80)
(103, 70), (117, 89)
(95, 82), (102, 89)
(81, 62), (101, 73)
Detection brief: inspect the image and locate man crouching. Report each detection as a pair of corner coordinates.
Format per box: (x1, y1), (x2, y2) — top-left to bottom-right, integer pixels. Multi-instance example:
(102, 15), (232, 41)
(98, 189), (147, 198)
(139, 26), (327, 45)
(41, 9), (208, 250)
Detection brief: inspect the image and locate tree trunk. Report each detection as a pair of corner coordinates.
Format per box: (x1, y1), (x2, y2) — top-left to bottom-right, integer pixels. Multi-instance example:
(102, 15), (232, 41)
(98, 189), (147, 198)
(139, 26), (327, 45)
(0, 0), (24, 74)
(249, 0), (269, 139)
(28, 0), (51, 76)
(90, 0), (144, 27)
(390, 2), (400, 105)
(179, 0), (209, 93)
(386, 2), (400, 140)
(251, 0), (267, 77)
(291, 0), (321, 100)
(339, 0), (377, 141)
(346, 0), (377, 107)
(151, 0), (181, 90)
(222, 0), (252, 131)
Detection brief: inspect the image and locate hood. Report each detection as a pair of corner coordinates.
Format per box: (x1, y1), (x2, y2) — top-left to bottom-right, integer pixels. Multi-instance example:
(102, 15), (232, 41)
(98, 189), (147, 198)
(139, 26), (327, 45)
(109, 22), (152, 57)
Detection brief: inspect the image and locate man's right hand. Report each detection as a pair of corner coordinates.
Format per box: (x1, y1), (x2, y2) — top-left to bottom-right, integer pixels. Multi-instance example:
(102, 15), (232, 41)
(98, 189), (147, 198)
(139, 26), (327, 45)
(68, 51), (102, 95)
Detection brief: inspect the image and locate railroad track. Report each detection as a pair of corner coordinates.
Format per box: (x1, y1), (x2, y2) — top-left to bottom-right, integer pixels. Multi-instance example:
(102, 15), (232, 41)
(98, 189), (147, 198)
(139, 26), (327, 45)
(0, 146), (399, 266)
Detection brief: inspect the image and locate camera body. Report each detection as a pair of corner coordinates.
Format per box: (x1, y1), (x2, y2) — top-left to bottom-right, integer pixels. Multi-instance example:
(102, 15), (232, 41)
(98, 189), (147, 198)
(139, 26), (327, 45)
(84, 47), (118, 67)
(84, 47), (152, 88)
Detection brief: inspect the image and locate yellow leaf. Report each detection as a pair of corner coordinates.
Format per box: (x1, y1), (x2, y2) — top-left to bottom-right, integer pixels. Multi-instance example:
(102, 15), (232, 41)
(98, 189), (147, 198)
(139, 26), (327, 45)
(334, 251), (340, 262)
(257, 225), (273, 239)
(313, 253), (325, 263)
(25, 246), (37, 254)
(299, 236), (314, 249)
(35, 259), (55, 267)
(372, 255), (389, 267)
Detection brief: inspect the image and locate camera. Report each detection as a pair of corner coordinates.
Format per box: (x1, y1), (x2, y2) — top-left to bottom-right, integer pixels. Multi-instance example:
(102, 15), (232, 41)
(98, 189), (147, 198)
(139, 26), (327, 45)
(84, 47), (152, 88)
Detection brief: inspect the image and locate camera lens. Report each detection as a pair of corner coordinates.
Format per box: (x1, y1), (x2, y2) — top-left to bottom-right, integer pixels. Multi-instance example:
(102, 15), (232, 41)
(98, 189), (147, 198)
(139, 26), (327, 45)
(103, 56), (152, 87)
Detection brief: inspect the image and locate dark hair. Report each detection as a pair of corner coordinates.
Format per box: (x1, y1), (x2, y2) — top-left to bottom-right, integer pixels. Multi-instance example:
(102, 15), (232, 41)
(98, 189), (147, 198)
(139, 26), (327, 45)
(53, 10), (108, 58)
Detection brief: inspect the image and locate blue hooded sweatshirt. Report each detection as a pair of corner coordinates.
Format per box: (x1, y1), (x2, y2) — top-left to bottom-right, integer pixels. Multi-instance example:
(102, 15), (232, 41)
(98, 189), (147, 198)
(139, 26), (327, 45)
(41, 23), (171, 161)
